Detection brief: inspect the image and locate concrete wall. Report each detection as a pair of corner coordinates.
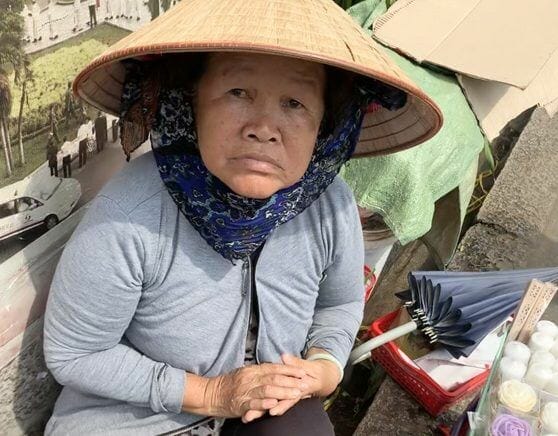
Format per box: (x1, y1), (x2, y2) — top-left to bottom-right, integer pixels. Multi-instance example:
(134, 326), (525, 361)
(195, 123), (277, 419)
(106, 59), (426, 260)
(0, 211), (83, 435)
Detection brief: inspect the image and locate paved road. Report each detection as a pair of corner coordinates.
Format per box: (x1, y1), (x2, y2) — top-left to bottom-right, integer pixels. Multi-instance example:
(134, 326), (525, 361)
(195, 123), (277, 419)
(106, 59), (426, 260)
(0, 136), (149, 263)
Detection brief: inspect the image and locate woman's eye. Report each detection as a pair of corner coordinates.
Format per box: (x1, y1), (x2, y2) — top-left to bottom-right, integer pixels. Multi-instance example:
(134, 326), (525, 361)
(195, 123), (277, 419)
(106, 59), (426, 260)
(286, 99), (304, 109)
(229, 88), (247, 98)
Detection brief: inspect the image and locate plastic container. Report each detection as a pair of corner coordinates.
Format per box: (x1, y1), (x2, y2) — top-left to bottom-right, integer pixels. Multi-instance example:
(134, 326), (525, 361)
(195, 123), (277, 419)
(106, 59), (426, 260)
(367, 308), (491, 416)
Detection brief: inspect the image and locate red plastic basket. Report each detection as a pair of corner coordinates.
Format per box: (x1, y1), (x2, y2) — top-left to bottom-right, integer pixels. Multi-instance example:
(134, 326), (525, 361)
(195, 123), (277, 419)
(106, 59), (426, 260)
(367, 309), (490, 416)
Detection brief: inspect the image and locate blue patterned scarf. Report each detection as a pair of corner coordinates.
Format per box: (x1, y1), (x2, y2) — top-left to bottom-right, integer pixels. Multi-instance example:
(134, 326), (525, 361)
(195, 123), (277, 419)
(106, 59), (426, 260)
(120, 61), (406, 261)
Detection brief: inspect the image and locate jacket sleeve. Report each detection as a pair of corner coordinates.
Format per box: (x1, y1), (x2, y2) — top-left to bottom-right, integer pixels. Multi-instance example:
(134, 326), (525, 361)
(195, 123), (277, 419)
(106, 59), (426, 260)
(303, 189), (365, 367)
(43, 195), (185, 414)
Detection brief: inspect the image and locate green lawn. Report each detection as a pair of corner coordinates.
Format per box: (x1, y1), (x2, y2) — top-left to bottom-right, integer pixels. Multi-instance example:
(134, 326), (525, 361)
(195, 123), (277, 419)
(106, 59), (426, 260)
(2, 24), (129, 187)
(9, 24), (130, 117)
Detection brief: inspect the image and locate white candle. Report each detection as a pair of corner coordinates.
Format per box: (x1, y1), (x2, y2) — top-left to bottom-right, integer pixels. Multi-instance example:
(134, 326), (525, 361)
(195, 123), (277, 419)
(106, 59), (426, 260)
(542, 402), (558, 434)
(499, 356), (527, 381)
(545, 374), (558, 396)
(554, 360), (558, 372)
(525, 363), (553, 389)
(530, 351), (556, 368)
(498, 379), (538, 413)
(551, 340), (558, 358)
(529, 332), (555, 352)
(537, 320), (558, 338)
(504, 341), (531, 364)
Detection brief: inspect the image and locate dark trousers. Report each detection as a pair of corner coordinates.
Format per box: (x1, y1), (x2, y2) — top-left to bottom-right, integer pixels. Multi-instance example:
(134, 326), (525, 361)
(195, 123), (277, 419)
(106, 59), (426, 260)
(49, 162), (58, 177)
(221, 398), (334, 436)
(88, 5), (97, 27)
(63, 156), (72, 177)
(79, 140), (87, 167)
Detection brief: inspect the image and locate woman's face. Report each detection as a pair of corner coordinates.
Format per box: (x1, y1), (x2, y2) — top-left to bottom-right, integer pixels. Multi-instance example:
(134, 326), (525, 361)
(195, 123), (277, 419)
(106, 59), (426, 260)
(195, 53), (326, 199)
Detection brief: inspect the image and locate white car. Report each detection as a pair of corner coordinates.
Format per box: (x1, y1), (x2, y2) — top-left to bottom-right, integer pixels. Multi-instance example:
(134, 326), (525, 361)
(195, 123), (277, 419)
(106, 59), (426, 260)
(0, 177), (81, 241)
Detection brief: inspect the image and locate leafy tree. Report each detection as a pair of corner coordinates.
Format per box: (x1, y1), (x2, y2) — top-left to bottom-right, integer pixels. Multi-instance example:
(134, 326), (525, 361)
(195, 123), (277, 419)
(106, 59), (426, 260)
(0, 0), (29, 174)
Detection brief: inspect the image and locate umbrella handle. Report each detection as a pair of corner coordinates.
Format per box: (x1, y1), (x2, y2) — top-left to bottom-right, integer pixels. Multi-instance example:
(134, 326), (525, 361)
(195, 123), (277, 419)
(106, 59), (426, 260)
(349, 321), (418, 365)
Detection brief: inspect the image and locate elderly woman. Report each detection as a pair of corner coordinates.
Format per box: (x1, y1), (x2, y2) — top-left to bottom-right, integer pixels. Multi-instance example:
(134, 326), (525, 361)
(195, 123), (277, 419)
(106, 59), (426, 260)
(43, 0), (442, 435)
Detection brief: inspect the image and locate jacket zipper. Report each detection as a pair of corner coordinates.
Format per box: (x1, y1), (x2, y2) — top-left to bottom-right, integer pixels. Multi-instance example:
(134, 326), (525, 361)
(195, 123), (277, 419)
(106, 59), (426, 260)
(243, 256), (260, 364)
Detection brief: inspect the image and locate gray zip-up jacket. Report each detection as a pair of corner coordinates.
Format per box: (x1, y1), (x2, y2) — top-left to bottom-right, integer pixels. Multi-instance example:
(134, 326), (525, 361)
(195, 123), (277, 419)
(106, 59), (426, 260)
(43, 151), (364, 435)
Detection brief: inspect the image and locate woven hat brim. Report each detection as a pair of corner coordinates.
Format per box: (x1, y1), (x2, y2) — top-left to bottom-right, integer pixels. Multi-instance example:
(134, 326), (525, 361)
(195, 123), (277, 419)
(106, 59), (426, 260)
(73, 0), (443, 157)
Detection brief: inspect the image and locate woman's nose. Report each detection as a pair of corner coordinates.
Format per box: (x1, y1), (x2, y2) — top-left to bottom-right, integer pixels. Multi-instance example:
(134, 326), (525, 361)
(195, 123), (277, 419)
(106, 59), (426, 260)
(241, 111), (281, 144)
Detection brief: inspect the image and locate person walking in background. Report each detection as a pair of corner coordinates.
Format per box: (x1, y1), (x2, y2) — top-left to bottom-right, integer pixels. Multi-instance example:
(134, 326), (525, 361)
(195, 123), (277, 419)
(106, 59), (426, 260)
(72, 0), (83, 32)
(78, 138), (87, 168)
(93, 111), (108, 153)
(61, 136), (73, 177)
(62, 154), (72, 177)
(47, 0), (58, 40)
(31, 0), (42, 42)
(77, 117), (93, 167)
(87, 0), (97, 27)
(46, 133), (59, 177)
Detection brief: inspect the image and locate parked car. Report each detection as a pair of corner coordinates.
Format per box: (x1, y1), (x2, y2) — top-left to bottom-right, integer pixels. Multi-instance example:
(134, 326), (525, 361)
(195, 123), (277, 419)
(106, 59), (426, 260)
(0, 177), (81, 241)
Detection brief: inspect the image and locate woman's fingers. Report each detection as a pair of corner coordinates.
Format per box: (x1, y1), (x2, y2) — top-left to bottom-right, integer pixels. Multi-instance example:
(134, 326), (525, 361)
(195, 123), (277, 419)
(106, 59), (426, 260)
(253, 384), (301, 401)
(247, 397), (278, 411)
(242, 409), (266, 424)
(262, 373), (308, 390)
(269, 398), (300, 416)
(213, 362), (310, 418)
(258, 363), (306, 379)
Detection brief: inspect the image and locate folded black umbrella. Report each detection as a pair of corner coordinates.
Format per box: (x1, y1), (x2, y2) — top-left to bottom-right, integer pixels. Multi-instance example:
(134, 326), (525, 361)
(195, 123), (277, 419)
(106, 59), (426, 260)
(349, 267), (558, 365)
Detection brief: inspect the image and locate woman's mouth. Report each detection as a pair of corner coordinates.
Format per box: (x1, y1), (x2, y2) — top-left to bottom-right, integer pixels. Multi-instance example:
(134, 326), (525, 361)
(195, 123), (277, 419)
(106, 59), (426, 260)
(232, 153), (283, 172)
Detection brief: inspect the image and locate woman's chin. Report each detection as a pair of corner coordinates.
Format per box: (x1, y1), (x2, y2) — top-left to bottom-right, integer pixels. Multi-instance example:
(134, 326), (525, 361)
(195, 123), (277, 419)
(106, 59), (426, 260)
(226, 178), (285, 199)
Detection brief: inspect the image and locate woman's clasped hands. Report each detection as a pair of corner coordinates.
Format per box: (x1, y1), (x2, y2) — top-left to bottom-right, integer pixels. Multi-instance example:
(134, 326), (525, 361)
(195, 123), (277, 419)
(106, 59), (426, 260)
(203, 353), (340, 423)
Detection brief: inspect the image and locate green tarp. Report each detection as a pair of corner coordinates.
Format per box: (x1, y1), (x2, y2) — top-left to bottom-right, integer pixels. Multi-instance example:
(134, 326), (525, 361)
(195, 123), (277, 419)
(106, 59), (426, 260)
(340, 0), (484, 244)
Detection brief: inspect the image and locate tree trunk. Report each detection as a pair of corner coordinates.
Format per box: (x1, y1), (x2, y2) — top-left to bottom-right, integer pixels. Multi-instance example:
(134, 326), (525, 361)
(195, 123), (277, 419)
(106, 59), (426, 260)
(2, 117), (15, 174)
(17, 80), (26, 165)
(1, 119), (13, 177)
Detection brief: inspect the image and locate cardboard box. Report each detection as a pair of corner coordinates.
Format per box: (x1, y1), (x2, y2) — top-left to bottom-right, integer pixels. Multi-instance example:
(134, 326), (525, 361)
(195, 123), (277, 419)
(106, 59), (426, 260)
(458, 48), (558, 140)
(373, 0), (558, 89)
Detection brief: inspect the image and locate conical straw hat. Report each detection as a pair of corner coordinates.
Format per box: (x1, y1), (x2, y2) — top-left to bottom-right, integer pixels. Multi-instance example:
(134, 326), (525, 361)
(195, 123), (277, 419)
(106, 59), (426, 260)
(74, 0), (443, 157)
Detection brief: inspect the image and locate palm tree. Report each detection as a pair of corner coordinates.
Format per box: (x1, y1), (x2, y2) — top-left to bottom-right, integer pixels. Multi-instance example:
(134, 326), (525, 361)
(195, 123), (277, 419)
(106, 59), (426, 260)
(0, 72), (15, 177)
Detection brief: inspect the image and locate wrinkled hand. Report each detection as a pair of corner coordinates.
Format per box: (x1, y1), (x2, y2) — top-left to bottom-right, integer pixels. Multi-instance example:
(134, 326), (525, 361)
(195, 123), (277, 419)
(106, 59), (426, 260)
(242, 353), (341, 423)
(207, 363), (308, 419)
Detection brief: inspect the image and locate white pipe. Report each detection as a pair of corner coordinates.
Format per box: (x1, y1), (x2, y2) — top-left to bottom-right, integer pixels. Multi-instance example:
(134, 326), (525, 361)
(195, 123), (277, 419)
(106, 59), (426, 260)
(349, 320), (418, 365)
